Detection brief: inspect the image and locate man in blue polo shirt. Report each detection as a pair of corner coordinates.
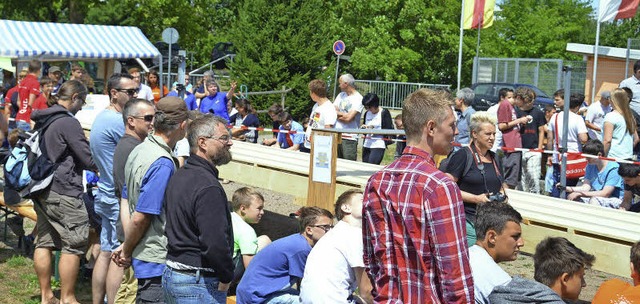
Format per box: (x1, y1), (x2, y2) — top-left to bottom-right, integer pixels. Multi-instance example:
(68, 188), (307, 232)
(198, 80), (237, 121)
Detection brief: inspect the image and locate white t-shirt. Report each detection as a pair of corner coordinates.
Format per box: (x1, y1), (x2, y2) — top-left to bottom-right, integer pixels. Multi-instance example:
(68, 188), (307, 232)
(469, 245), (512, 304)
(173, 138), (190, 158)
(138, 83), (154, 102)
(300, 221), (363, 304)
(304, 101), (338, 149)
(547, 112), (588, 164)
(363, 110), (386, 149)
(333, 91), (363, 141)
(584, 101), (611, 139)
(487, 103), (503, 152)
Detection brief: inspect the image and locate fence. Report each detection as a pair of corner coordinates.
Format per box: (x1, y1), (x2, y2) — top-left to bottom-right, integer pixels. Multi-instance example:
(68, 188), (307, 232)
(354, 80), (451, 110)
(473, 57), (587, 97)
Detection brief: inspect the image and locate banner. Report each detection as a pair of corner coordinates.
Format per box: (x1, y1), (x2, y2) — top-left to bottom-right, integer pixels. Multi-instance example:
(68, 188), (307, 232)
(463, 0), (496, 29)
(599, 0), (640, 23)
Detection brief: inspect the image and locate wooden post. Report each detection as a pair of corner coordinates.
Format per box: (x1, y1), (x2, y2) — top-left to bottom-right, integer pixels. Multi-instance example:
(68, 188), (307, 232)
(306, 130), (340, 211)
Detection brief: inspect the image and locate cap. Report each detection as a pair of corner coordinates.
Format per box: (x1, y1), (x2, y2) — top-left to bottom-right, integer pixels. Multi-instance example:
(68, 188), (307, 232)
(600, 91), (611, 99)
(156, 96), (188, 124)
(48, 66), (61, 74)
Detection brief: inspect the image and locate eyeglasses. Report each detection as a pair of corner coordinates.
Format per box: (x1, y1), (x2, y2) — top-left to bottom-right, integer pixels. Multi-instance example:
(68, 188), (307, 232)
(115, 88), (140, 97)
(203, 134), (231, 144)
(131, 114), (154, 122)
(310, 224), (333, 232)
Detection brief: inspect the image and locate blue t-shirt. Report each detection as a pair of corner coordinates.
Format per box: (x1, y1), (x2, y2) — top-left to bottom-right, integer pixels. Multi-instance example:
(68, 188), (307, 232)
(122, 157), (175, 279)
(236, 234), (311, 303)
(199, 92), (229, 121)
(584, 161), (623, 199)
(89, 109), (124, 203)
(167, 91), (197, 111)
(230, 112), (260, 143)
(277, 120), (305, 149)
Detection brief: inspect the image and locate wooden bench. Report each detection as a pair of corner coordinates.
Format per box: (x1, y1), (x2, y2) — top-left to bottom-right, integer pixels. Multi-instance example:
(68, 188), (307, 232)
(219, 140), (640, 276)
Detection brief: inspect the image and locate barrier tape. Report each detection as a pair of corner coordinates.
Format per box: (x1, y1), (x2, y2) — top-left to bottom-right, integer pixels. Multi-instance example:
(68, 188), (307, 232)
(228, 125), (640, 165)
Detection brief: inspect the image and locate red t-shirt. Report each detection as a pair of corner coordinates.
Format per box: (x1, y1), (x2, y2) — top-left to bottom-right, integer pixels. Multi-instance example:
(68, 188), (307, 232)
(497, 99), (522, 148)
(32, 94), (49, 111)
(16, 74), (40, 123)
(4, 85), (18, 109)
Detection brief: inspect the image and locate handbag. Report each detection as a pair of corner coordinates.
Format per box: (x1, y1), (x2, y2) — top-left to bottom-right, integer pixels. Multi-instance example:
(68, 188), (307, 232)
(554, 113), (587, 179)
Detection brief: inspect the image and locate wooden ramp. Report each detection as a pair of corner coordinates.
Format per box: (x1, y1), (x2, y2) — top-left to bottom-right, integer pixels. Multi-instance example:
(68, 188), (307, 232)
(220, 141), (640, 276)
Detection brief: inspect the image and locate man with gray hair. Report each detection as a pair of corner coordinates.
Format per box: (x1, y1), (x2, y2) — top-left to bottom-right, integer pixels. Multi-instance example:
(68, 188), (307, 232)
(163, 115), (234, 303)
(113, 96), (189, 303)
(454, 87), (476, 145)
(334, 73), (363, 161)
(194, 70), (215, 100)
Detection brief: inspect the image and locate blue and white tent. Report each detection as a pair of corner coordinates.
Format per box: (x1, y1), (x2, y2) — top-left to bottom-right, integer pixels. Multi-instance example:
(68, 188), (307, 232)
(0, 20), (160, 60)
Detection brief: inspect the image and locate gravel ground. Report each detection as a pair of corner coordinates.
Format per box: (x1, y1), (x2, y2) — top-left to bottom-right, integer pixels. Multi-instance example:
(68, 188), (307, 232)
(222, 180), (627, 303)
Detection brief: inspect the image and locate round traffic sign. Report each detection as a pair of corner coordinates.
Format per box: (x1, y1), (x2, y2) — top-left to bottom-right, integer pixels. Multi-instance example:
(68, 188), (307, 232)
(162, 28), (179, 44)
(333, 40), (345, 56)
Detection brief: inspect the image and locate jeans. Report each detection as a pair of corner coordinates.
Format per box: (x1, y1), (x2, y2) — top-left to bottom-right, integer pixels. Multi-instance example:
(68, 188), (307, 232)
(16, 120), (30, 132)
(519, 151), (541, 194)
(264, 287), (300, 304)
(550, 164), (579, 198)
(162, 267), (227, 304)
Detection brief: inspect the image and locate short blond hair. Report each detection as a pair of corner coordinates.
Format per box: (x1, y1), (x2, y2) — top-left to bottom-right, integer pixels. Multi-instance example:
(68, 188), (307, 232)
(469, 111), (496, 133)
(402, 88), (452, 143)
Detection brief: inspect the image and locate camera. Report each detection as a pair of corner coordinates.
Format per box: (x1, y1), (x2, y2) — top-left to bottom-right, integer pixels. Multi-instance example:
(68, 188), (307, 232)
(488, 192), (507, 203)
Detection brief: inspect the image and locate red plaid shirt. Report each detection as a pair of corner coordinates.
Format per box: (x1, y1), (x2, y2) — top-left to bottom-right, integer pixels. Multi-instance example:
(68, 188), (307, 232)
(363, 146), (474, 303)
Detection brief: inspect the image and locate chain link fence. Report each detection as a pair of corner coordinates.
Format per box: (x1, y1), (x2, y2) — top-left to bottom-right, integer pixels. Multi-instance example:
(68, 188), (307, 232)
(354, 80), (451, 110)
(473, 57), (587, 97)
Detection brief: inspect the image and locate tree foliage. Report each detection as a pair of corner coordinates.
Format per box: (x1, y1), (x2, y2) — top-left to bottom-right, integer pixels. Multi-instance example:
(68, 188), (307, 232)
(227, 0), (334, 120)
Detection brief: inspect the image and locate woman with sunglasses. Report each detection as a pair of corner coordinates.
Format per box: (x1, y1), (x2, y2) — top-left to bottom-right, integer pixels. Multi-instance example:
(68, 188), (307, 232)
(443, 111), (508, 246)
(147, 69), (168, 103)
(32, 80), (97, 304)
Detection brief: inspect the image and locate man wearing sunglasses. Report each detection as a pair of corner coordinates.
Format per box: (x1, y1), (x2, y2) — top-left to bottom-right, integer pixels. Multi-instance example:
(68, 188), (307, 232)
(113, 96), (188, 303)
(89, 73), (138, 304)
(111, 98), (155, 303)
(237, 207), (333, 304)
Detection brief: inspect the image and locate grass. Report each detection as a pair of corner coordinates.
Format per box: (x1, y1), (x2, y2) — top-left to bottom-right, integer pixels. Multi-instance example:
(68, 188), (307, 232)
(0, 216), (92, 303)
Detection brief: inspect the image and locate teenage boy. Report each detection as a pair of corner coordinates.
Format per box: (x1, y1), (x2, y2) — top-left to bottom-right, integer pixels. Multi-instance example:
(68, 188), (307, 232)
(304, 79), (337, 150)
(469, 202), (524, 304)
(617, 162), (640, 212)
(489, 237), (595, 303)
(275, 112), (305, 151)
(592, 240), (640, 302)
(498, 85), (530, 189)
(300, 190), (374, 304)
(516, 87), (546, 194)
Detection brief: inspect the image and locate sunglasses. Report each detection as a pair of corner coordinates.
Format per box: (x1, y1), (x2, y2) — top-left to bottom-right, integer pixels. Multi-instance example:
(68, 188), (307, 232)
(115, 88), (140, 97)
(311, 224), (334, 232)
(131, 114), (154, 122)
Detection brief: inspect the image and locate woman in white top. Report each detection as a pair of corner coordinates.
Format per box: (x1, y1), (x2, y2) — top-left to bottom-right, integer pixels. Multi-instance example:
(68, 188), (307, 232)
(361, 93), (393, 165)
(602, 88), (639, 159)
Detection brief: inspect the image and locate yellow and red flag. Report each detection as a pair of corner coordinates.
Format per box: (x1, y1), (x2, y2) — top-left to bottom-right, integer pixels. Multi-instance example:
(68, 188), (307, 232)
(463, 0), (496, 29)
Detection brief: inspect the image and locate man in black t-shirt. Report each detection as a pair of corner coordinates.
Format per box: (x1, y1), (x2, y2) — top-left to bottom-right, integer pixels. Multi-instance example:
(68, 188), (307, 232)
(515, 88), (546, 194)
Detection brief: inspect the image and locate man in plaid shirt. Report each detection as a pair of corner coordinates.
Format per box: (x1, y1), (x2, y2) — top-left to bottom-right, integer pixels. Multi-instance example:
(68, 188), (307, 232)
(362, 88), (474, 303)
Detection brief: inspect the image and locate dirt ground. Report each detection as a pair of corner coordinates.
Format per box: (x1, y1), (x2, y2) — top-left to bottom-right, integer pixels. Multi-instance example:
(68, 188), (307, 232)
(220, 181), (628, 303)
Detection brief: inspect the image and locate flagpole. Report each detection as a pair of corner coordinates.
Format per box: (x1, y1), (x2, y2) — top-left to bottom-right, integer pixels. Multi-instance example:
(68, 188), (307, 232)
(475, 14), (481, 83)
(457, 0), (466, 91)
(591, 12), (601, 103)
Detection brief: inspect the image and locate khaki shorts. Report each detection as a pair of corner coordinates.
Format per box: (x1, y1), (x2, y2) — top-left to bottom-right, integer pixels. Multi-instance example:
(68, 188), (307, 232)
(34, 191), (89, 255)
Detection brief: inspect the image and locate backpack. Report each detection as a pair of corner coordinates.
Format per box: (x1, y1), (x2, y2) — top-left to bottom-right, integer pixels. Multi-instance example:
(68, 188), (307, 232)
(438, 147), (474, 177)
(4, 112), (71, 199)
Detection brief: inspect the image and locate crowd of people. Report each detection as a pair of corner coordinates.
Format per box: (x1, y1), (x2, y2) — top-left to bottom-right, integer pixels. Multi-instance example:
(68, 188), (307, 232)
(2, 59), (640, 304)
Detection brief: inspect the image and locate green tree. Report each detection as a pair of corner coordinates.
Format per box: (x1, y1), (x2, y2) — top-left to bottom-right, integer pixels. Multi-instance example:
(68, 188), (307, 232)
(227, 0), (335, 120)
(599, 16), (640, 48)
(481, 0), (595, 60)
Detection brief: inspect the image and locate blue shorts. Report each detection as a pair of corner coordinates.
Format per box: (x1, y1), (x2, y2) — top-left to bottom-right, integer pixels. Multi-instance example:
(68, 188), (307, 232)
(94, 196), (120, 252)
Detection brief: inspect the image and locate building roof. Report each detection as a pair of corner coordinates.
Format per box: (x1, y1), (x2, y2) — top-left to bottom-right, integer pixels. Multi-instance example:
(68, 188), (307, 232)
(566, 43), (640, 60)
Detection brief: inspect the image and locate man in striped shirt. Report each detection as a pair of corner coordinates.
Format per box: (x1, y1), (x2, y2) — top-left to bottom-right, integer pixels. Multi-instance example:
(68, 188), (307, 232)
(363, 88), (474, 303)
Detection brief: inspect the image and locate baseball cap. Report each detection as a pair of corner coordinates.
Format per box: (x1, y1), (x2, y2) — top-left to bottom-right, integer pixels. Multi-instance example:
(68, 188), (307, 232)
(156, 96), (188, 124)
(48, 66), (61, 74)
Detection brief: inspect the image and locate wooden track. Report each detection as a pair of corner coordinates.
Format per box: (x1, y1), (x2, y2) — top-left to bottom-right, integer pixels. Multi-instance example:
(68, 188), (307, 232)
(220, 140), (640, 276)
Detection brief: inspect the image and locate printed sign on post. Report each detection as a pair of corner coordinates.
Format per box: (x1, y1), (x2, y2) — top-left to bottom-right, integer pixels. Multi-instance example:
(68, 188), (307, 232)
(312, 135), (333, 184)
